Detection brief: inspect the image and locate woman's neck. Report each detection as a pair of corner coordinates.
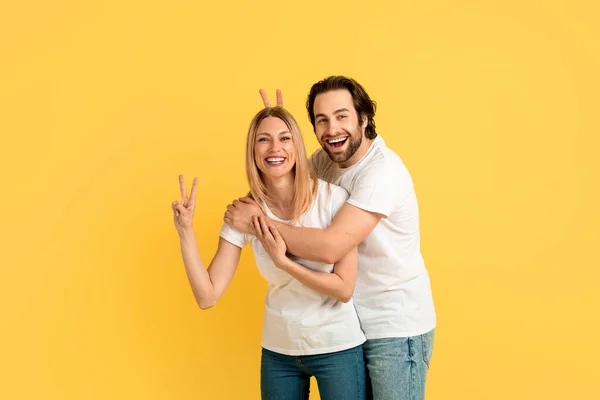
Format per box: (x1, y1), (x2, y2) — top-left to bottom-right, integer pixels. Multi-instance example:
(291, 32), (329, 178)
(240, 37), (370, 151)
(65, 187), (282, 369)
(263, 173), (295, 219)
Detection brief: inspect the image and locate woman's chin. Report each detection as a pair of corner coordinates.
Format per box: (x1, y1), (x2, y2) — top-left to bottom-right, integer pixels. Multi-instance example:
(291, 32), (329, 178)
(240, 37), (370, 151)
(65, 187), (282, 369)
(260, 168), (294, 181)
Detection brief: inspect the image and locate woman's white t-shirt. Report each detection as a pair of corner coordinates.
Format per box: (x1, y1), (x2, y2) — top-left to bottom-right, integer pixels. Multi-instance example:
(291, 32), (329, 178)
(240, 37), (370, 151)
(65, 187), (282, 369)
(219, 180), (366, 356)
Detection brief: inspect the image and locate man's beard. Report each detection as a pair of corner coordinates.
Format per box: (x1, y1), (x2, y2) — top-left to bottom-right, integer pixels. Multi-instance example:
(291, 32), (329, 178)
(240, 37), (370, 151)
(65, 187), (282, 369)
(322, 128), (362, 165)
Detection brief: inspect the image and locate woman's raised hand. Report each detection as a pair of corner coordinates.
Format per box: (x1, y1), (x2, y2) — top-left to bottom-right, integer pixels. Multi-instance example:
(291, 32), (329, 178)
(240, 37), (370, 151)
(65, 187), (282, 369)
(172, 174), (198, 232)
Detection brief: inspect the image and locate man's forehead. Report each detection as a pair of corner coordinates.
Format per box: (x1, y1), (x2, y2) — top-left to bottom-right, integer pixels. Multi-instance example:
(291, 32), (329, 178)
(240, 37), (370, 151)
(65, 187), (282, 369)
(314, 90), (354, 111)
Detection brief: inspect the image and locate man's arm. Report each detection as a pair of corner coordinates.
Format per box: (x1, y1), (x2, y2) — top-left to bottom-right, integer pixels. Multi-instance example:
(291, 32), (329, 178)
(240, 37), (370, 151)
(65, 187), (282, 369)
(224, 167), (387, 264)
(271, 203), (382, 264)
(253, 215), (359, 303)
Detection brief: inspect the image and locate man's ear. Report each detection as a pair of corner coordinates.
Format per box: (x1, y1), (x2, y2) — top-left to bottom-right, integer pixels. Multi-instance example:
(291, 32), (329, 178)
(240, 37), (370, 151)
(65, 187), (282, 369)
(360, 113), (368, 130)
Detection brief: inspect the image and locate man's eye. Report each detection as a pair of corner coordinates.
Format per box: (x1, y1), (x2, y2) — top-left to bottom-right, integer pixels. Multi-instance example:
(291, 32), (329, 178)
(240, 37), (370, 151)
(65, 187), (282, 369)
(317, 119), (327, 124)
(338, 115), (347, 119)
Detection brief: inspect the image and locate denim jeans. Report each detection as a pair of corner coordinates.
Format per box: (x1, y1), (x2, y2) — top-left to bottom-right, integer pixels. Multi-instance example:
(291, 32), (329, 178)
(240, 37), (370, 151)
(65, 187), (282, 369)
(260, 345), (367, 400)
(363, 329), (435, 400)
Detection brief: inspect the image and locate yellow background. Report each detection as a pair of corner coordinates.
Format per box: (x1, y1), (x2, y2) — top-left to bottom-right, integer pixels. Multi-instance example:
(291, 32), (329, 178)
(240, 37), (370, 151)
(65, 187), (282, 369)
(1, 0), (598, 399)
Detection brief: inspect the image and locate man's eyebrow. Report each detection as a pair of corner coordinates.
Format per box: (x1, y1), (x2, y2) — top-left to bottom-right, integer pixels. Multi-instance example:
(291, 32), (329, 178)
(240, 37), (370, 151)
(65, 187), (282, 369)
(333, 108), (350, 114)
(315, 108), (350, 119)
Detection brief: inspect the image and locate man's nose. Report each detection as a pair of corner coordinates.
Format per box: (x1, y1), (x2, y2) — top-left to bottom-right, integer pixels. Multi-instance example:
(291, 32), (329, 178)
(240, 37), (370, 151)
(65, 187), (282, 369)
(326, 119), (339, 136)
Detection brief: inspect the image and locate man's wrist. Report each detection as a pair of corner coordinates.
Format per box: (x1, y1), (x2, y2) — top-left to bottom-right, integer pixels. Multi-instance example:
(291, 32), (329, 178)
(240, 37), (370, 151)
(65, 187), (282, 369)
(267, 217), (282, 230)
(243, 220), (255, 234)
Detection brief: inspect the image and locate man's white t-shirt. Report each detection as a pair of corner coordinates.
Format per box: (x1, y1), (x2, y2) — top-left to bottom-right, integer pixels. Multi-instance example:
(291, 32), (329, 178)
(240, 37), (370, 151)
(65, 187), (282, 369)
(219, 180), (366, 356)
(311, 135), (436, 340)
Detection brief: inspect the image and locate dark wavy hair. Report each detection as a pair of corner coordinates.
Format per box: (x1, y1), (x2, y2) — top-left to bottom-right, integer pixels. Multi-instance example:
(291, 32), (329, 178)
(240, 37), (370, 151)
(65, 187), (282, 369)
(306, 76), (377, 139)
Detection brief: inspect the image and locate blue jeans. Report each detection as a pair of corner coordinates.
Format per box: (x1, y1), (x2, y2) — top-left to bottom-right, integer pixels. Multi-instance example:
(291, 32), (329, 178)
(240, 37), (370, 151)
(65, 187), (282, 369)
(363, 329), (435, 400)
(261, 345), (367, 400)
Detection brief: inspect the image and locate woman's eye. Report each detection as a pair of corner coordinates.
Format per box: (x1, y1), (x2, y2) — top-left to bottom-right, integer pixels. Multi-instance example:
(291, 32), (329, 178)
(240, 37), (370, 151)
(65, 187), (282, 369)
(281, 136), (291, 141)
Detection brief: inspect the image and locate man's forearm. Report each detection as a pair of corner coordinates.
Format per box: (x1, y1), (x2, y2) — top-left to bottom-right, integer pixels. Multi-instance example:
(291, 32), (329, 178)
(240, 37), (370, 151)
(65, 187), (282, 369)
(271, 220), (348, 264)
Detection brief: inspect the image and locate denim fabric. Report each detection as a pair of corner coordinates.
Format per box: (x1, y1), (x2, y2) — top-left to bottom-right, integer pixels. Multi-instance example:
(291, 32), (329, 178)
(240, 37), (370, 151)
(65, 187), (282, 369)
(260, 345), (367, 400)
(363, 329), (435, 400)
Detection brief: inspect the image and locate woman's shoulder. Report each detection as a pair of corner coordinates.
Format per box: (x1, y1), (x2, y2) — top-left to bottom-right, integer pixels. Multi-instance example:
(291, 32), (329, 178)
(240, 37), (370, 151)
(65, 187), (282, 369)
(314, 179), (349, 205)
(316, 178), (345, 191)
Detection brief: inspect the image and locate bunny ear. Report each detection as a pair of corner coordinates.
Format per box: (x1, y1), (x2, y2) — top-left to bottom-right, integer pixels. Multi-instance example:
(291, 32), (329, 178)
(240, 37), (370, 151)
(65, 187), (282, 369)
(259, 89), (272, 107)
(259, 89), (284, 108)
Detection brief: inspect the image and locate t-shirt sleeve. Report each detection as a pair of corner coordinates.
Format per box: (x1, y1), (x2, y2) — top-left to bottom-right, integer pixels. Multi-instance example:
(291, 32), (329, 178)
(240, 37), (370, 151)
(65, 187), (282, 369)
(328, 184), (350, 219)
(347, 161), (408, 218)
(310, 148), (338, 183)
(219, 223), (248, 248)
(309, 149), (325, 173)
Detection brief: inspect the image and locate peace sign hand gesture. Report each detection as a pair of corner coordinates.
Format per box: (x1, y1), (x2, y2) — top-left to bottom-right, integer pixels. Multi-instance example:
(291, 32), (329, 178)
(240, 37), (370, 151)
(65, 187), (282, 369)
(172, 174), (198, 233)
(259, 89), (283, 108)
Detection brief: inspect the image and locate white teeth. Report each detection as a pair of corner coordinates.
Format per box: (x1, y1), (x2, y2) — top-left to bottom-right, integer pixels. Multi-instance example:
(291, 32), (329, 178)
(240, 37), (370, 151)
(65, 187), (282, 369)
(266, 158), (285, 162)
(327, 137), (347, 144)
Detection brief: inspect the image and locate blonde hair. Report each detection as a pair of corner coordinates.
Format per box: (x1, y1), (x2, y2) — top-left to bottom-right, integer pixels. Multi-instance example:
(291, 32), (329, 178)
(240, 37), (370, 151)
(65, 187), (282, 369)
(245, 107), (318, 223)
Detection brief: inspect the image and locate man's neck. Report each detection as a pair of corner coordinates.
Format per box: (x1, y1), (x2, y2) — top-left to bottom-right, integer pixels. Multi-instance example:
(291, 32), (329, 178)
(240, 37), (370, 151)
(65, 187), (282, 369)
(339, 137), (375, 168)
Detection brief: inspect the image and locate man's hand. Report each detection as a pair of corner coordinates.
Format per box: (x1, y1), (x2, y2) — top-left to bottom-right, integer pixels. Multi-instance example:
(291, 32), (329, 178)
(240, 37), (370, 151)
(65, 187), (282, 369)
(259, 89), (283, 108)
(223, 197), (264, 234)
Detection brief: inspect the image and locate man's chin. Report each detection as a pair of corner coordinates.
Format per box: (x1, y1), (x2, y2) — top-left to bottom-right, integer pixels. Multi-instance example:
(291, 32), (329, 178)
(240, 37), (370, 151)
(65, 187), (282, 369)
(324, 149), (351, 164)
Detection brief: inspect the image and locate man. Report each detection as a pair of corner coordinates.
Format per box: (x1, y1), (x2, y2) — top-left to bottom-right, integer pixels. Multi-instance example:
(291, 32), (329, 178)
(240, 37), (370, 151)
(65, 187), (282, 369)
(225, 76), (436, 400)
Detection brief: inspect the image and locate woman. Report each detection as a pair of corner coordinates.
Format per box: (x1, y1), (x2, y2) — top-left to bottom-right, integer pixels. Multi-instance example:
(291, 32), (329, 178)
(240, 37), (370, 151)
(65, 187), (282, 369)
(171, 107), (366, 400)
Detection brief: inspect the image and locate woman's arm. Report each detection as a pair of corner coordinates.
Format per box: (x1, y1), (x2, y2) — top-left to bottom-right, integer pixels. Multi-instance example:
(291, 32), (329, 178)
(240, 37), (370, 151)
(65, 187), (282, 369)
(173, 175), (242, 309)
(224, 197), (381, 264)
(252, 215), (358, 303)
(276, 247), (358, 303)
(178, 228), (242, 309)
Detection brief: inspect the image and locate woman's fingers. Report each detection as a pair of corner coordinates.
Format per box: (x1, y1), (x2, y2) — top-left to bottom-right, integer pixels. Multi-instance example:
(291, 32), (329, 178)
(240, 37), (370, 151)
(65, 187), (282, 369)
(270, 225), (283, 243)
(258, 216), (275, 241)
(178, 175), (187, 201)
(173, 201), (186, 215)
(252, 215), (262, 238)
(189, 177), (198, 202)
